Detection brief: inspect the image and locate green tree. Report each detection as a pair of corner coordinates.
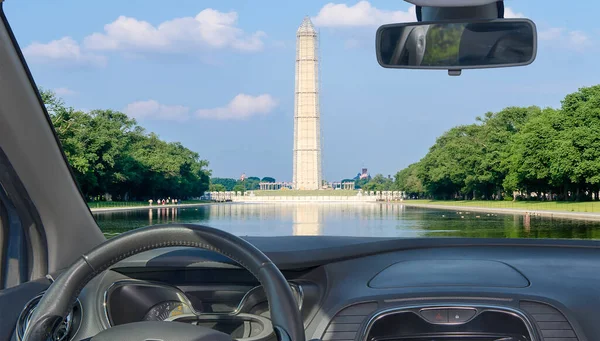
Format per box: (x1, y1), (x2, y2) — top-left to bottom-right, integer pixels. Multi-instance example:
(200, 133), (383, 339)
(474, 106), (541, 199)
(129, 132), (210, 199)
(261, 177), (276, 183)
(503, 108), (560, 199)
(505, 86), (600, 200)
(559, 85), (600, 199)
(392, 85), (600, 202)
(363, 174), (393, 191)
(40, 88), (210, 201)
(232, 184), (246, 193)
(211, 178), (237, 191)
(394, 163), (424, 196)
(242, 177), (260, 190)
(209, 184), (227, 192)
(354, 177), (370, 189)
(419, 124), (484, 199)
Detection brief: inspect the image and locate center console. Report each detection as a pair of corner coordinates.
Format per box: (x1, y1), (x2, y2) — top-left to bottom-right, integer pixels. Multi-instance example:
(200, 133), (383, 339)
(364, 304), (534, 341)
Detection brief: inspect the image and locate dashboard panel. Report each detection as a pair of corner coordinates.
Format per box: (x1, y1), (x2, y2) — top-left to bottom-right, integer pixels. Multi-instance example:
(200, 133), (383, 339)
(306, 242), (597, 341)
(12, 237), (600, 341)
(104, 280), (303, 326)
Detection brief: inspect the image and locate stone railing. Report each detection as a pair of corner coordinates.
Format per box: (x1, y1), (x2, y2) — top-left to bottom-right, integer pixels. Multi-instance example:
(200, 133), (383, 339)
(232, 195), (376, 202)
(202, 191), (405, 203)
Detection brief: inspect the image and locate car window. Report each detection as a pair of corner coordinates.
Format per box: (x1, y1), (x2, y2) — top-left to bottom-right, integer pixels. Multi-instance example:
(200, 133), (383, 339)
(7, 1), (600, 241)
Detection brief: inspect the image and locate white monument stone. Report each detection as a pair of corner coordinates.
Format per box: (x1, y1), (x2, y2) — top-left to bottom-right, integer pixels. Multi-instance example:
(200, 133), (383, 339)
(293, 17), (322, 190)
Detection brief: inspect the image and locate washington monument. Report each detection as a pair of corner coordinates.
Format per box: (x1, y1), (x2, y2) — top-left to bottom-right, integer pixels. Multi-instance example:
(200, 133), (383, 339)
(293, 17), (322, 190)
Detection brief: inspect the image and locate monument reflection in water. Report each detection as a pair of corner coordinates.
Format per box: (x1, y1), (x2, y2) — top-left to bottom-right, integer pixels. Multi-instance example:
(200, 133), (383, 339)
(292, 204), (322, 236)
(94, 203), (600, 240)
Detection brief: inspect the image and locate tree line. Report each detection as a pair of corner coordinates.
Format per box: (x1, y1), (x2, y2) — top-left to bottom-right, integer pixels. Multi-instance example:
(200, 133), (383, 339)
(210, 175), (398, 192)
(394, 85), (600, 201)
(42, 89), (210, 201)
(210, 177), (276, 192)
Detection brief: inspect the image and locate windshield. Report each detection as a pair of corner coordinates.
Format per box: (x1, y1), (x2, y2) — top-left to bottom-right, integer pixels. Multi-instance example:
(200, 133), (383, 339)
(8, 1), (600, 240)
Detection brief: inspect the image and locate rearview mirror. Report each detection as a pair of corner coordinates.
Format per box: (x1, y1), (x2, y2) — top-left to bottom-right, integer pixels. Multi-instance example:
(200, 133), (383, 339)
(376, 19), (537, 74)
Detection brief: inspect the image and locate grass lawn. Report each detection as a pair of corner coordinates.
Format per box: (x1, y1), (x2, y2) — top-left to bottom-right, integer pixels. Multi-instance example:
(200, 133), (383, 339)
(252, 190), (358, 197)
(407, 199), (600, 213)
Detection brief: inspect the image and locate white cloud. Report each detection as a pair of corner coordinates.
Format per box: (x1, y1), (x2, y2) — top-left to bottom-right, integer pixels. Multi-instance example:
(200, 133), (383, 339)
(23, 37), (106, 67)
(83, 9), (265, 53)
(123, 94), (277, 121)
(311, 3), (521, 25)
(196, 94), (277, 120)
(23, 9), (262, 66)
(504, 7), (525, 19)
(53, 87), (77, 96)
(539, 27), (563, 41)
(123, 100), (190, 122)
(568, 30), (590, 46)
(312, 1), (415, 27)
(502, 7), (592, 51)
(539, 27), (591, 51)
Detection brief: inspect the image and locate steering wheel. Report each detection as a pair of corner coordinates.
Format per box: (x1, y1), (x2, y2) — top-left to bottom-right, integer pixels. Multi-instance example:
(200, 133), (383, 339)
(22, 224), (305, 341)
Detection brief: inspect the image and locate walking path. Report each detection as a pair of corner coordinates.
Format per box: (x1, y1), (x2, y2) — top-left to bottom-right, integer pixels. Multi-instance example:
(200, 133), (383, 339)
(90, 202), (210, 213)
(400, 202), (600, 221)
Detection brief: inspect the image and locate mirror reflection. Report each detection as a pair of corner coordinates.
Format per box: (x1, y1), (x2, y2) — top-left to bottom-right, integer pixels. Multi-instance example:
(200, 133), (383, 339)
(378, 20), (535, 69)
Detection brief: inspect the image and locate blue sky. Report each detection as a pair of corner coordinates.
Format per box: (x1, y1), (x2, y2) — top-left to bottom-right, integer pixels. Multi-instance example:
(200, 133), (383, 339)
(4, 0), (600, 181)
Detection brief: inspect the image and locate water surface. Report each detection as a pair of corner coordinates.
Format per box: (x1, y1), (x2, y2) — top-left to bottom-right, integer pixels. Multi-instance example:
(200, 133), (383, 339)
(94, 203), (600, 240)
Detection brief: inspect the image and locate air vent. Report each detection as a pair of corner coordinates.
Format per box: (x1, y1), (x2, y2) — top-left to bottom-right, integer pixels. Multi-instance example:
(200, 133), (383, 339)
(520, 301), (578, 341)
(16, 292), (82, 341)
(322, 302), (378, 341)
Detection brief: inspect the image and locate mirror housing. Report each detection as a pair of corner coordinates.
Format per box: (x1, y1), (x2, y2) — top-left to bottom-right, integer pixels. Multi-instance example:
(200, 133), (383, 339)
(376, 19), (537, 75)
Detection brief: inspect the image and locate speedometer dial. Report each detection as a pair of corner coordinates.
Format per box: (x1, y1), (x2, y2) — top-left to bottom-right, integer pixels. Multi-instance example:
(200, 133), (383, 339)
(143, 301), (188, 321)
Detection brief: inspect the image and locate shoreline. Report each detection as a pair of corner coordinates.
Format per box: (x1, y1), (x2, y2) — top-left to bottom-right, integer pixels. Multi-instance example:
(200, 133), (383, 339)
(91, 200), (600, 222)
(399, 202), (600, 221)
(90, 202), (211, 213)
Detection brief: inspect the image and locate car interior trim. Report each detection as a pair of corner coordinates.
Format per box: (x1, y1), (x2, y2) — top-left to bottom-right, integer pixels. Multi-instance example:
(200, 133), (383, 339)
(16, 291), (82, 341)
(361, 303), (539, 341)
(384, 296), (515, 303)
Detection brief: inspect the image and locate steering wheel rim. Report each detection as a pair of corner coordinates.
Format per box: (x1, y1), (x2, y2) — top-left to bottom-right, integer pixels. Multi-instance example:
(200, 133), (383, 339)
(22, 224), (305, 341)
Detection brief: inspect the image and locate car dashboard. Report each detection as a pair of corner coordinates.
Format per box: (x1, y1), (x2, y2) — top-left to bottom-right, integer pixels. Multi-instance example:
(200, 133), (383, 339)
(13, 236), (600, 341)
(100, 271), (315, 340)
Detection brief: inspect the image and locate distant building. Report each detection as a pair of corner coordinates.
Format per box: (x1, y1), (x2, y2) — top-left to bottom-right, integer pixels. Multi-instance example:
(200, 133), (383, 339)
(330, 181), (355, 190)
(352, 168), (371, 182)
(359, 168), (369, 180)
(240, 173), (247, 181)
